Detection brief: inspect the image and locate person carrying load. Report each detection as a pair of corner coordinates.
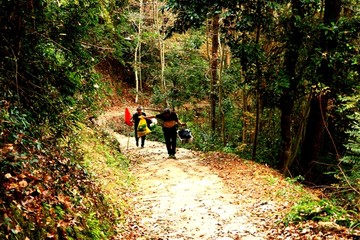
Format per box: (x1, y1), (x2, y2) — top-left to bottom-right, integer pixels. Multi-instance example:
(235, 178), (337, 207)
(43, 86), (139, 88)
(130, 106), (150, 148)
(147, 108), (186, 159)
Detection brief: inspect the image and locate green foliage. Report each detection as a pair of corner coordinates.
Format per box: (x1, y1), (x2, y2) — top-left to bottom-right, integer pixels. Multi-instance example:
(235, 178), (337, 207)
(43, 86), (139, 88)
(78, 125), (130, 171)
(189, 123), (223, 152)
(281, 92), (360, 229)
(0, 101), (33, 140)
(0, 0), (128, 137)
(284, 198), (355, 227)
(146, 124), (165, 143)
(332, 94), (360, 211)
(220, 60), (243, 94)
(255, 111), (282, 166)
(151, 32), (209, 108)
(184, 30), (206, 50)
(0, 0), (133, 239)
(220, 100), (243, 144)
(164, 0), (240, 37)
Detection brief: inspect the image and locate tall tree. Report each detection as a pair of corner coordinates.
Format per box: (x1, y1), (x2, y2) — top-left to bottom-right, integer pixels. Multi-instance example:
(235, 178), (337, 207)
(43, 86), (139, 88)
(164, 0), (228, 130)
(300, 0), (342, 179)
(154, 0), (170, 104)
(252, 0), (264, 160)
(134, 0), (144, 103)
(210, 14), (220, 131)
(222, 1), (274, 159)
(278, 0), (307, 173)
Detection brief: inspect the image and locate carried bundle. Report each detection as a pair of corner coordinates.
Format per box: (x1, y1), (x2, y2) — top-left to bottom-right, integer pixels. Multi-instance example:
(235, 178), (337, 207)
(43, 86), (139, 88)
(137, 116), (151, 137)
(177, 128), (193, 143)
(148, 118), (158, 130)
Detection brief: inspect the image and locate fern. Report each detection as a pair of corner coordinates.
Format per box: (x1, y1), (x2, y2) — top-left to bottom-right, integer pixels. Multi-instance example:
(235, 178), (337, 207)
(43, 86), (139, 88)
(336, 95), (360, 211)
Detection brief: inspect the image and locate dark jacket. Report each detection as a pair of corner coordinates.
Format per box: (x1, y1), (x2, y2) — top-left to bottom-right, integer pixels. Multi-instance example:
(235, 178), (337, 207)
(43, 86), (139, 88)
(156, 112), (179, 128)
(132, 112), (146, 128)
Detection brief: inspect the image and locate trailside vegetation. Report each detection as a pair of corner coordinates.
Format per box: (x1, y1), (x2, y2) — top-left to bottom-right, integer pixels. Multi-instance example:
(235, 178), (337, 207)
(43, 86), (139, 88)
(0, 0), (135, 238)
(133, 0), (360, 230)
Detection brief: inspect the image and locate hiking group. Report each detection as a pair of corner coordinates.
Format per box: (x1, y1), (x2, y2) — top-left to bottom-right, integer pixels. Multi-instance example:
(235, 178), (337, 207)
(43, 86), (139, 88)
(130, 106), (186, 159)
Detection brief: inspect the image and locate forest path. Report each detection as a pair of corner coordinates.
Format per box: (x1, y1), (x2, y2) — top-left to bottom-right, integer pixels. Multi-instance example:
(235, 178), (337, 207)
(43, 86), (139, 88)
(115, 134), (261, 239)
(97, 107), (334, 239)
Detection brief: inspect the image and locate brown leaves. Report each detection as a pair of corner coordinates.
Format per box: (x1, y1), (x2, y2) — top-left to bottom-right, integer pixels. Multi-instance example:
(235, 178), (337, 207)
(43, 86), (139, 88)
(0, 130), (119, 239)
(11, 225), (22, 234)
(4, 175), (27, 191)
(2, 144), (14, 154)
(58, 194), (72, 209)
(18, 180), (28, 188)
(200, 151), (357, 239)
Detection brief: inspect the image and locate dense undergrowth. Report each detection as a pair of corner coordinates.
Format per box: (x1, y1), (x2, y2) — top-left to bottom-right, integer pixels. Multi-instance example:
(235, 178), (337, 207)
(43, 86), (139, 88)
(0, 102), (132, 239)
(0, 0), (135, 238)
(79, 123), (136, 236)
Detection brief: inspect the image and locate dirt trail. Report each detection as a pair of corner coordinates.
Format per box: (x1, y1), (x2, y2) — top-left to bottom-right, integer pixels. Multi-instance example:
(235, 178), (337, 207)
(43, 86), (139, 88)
(115, 133), (265, 240)
(96, 108), (357, 240)
(97, 108), (267, 239)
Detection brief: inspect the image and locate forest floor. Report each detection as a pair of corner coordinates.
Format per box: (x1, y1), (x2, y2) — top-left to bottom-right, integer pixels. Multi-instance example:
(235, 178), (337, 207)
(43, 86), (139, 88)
(97, 105), (358, 240)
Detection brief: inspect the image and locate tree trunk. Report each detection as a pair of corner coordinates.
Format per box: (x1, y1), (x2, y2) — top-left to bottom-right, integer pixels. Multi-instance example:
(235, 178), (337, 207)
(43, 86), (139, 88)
(218, 37), (226, 145)
(139, 0), (143, 93)
(206, 20), (211, 61)
(134, 0), (143, 103)
(279, 92), (295, 174)
(210, 14), (219, 131)
(154, 0), (166, 91)
(242, 87), (248, 144)
(288, 94), (311, 169)
(300, 93), (329, 176)
(279, 0), (304, 173)
(134, 42), (139, 103)
(252, 87), (260, 161)
(252, 0), (262, 161)
(300, 0), (341, 179)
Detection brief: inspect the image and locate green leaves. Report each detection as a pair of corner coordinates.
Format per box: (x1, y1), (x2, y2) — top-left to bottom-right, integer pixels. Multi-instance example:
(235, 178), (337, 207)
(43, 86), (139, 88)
(0, 0), (122, 135)
(284, 199), (350, 225)
(0, 1), (132, 238)
(335, 95), (360, 205)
